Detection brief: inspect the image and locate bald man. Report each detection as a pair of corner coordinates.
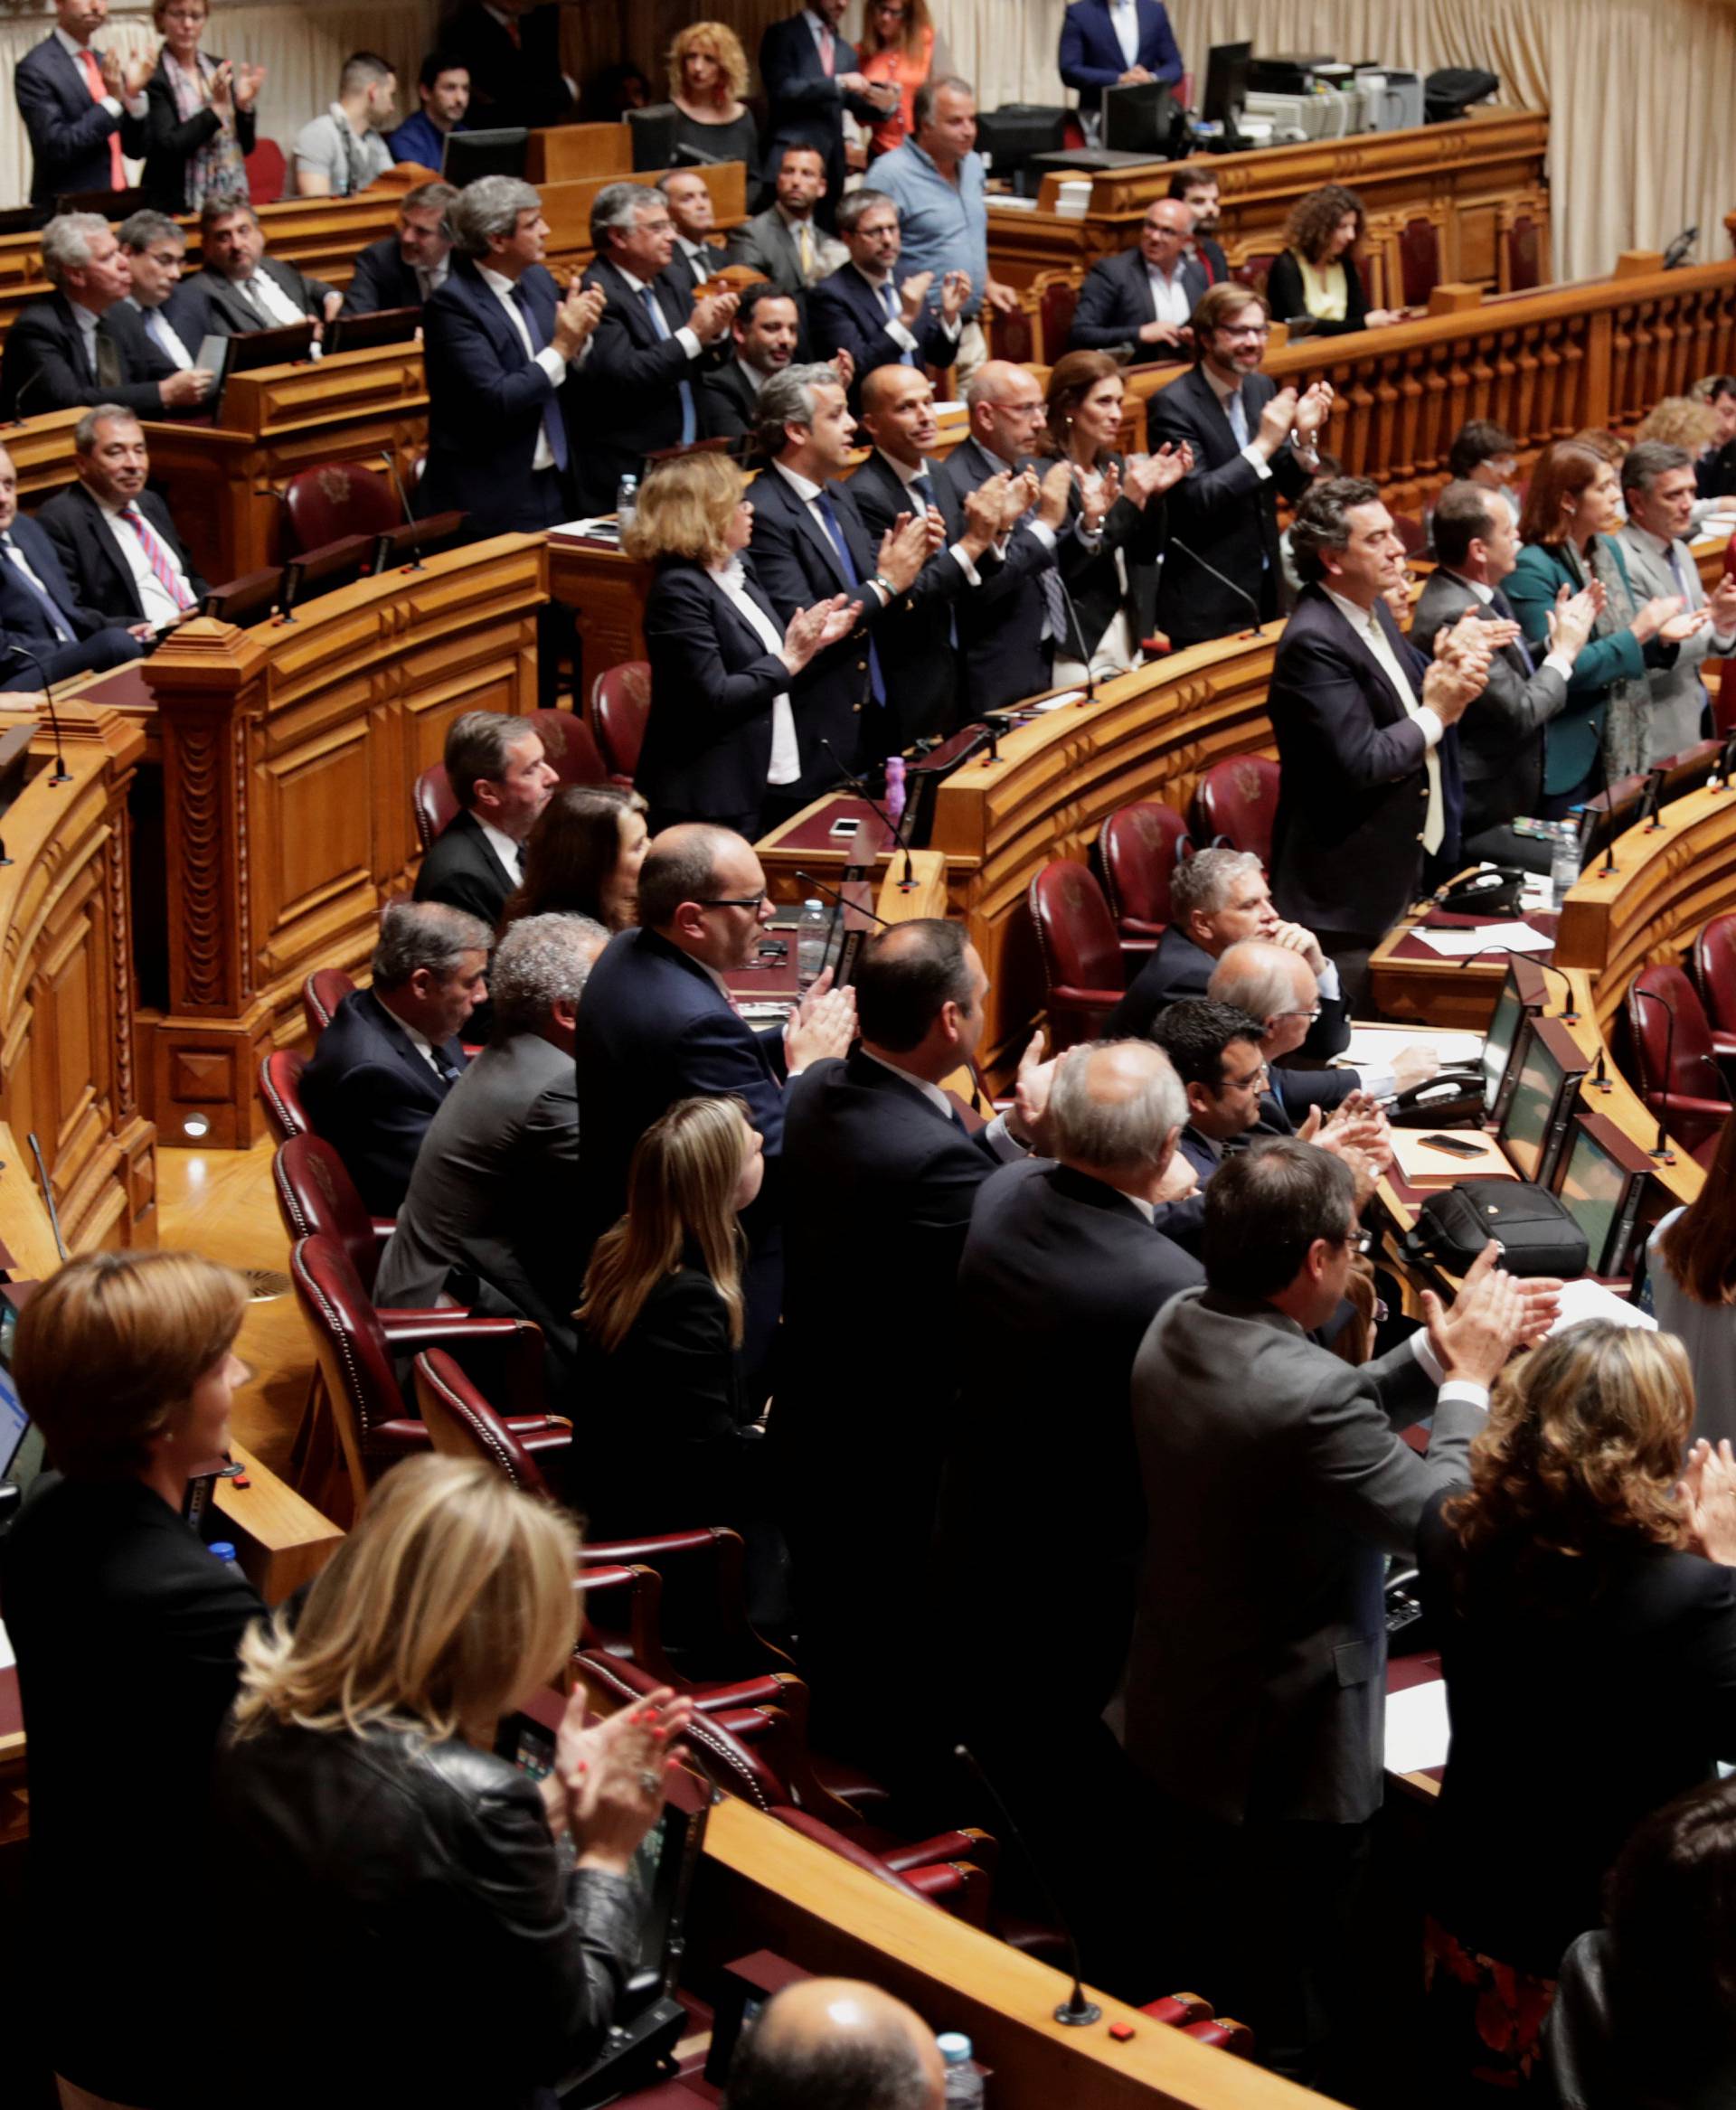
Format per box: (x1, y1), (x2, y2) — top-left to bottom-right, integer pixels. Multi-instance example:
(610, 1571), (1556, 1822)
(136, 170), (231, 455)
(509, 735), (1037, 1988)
(722, 1978), (943, 2110)
(1069, 196), (1208, 354)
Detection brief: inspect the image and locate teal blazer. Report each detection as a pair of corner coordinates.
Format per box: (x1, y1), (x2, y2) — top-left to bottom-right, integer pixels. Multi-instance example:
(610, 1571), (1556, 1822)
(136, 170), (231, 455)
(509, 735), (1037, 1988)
(1506, 535), (1658, 795)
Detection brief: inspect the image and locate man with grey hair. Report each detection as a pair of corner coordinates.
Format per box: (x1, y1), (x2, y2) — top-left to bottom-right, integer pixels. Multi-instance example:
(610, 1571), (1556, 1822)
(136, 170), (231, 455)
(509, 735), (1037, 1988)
(1208, 938), (1402, 1146)
(37, 403), (206, 630)
(1615, 438), (1736, 758)
(941, 1036), (1202, 1985)
(375, 912), (607, 1384)
(808, 189), (966, 397)
(118, 210), (206, 371)
(0, 212), (211, 420)
(343, 180), (462, 314)
(300, 900), (492, 1215)
(575, 180), (740, 513)
(413, 709), (559, 926)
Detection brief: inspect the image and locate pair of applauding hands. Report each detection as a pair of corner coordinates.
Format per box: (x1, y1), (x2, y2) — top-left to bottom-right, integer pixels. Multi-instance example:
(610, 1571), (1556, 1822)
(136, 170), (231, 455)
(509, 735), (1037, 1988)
(547, 277), (744, 362)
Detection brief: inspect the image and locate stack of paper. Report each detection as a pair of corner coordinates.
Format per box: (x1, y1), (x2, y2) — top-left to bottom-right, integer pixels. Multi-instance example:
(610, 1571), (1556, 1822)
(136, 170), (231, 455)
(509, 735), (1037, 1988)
(1548, 1279), (1656, 1334)
(1412, 920), (1553, 959)
(1335, 1025), (1484, 1068)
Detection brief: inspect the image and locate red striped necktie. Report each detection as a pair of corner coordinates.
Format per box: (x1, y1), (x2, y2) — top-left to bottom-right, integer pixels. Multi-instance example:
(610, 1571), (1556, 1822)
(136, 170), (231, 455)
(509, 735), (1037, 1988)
(120, 504), (193, 611)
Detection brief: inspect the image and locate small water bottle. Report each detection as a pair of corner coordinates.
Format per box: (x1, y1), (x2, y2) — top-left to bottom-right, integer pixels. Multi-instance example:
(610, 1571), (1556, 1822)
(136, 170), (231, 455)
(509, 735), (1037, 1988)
(883, 753), (907, 828)
(1549, 820), (1580, 909)
(796, 899), (830, 990)
(937, 2033), (983, 2107)
(616, 474), (638, 533)
(208, 1540), (249, 1584)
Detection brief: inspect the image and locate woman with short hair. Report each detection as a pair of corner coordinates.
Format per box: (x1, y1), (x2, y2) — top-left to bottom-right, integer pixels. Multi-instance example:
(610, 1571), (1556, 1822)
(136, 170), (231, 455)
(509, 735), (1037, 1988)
(143, 0), (262, 213)
(1264, 184), (1400, 335)
(499, 784), (649, 937)
(214, 1454), (691, 2109)
(667, 21), (760, 194)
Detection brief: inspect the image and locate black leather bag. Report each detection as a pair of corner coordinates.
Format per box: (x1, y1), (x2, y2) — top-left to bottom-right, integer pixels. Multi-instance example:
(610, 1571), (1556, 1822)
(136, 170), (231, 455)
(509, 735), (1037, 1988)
(1401, 1179), (1589, 1278)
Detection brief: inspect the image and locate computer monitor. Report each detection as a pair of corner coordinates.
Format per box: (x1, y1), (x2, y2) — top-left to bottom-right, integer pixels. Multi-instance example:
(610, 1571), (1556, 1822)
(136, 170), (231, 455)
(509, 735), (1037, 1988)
(1555, 1111), (1655, 1278)
(324, 306), (420, 357)
(625, 102), (680, 172)
(441, 126), (530, 185)
(976, 104), (1070, 197)
(225, 321), (316, 373)
(1101, 80), (1183, 155)
(1202, 41), (1253, 134)
(1482, 956), (1549, 1121)
(1497, 1015), (1590, 1187)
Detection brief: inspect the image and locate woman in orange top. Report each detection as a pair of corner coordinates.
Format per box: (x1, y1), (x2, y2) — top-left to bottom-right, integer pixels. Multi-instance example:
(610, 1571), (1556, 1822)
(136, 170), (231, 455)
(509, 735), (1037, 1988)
(858, 0), (934, 159)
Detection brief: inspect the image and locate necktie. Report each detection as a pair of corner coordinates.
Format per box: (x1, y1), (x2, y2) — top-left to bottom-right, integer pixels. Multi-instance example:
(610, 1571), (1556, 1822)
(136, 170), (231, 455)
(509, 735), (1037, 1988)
(1491, 587), (1534, 675)
(500, 11), (521, 45)
(909, 471), (958, 645)
(797, 221), (816, 284)
(1668, 542), (1697, 603)
(0, 532), (73, 642)
(1008, 463), (1070, 645)
(509, 283), (571, 473)
(689, 247), (710, 283)
(93, 325), (121, 390)
(75, 46), (125, 189)
(429, 1043), (460, 1083)
(1225, 385), (1250, 450)
(240, 277), (275, 325)
(1370, 611), (1443, 853)
(637, 285), (698, 446)
(812, 488), (886, 709)
(819, 25), (836, 75)
(120, 504), (194, 611)
(878, 278), (915, 363)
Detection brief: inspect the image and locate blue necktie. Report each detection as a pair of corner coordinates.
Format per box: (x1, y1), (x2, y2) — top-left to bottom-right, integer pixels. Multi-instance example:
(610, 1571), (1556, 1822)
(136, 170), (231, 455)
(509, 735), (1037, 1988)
(1491, 587), (1534, 674)
(878, 279), (914, 365)
(1225, 386), (1250, 450)
(0, 532), (72, 642)
(637, 285), (698, 447)
(812, 488), (886, 709)
(908, 470), (958, 647)
(509, 284), (570, 474)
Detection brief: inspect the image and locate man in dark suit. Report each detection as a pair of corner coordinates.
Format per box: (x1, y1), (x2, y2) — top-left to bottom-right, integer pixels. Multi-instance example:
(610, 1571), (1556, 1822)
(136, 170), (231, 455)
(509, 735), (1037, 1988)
(656, 168), (727, 306)
(1150, 997), (1269, 1189)
(0, 213), (212, 421)
(746, 363), (931, 806)
(724, 146), (846, 326)
(808, 189), (965, 395)
(442, 0), (572, 131)
(779, 918), (1053, 1773)
(575, 181), (739, 514)
(1269, 476), (1493, 1007)
(1694, 376), (1736, 500)
(375, 912), (607, 1390)
(299, 900), (491, 1216)
(1069, 198), (1207, 355)
(341, 182), (459, 315)
(760, 0), (897, 228)
(574, 824), (855, 1378)
(37, 406), (206, 631)
(941, 1038), (1200, 1989)
(186, 199), (342, 337)
(118, 210), (209, 371)
(1126, 1141), (1537, 2089)
(0, 439), (145, 690)
(413, 710), (558, 927)
(701, 285), (802, 445)
(420, 175), (604, 539)
(1169, 165), (1230, 286)
(1149, 282), (1332, 647)
(14, 0), (149, 215)
(1059, 0), (1184, 95)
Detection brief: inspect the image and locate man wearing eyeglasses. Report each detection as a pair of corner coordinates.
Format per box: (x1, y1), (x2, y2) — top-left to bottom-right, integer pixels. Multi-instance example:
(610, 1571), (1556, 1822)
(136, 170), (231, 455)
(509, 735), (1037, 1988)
(1148, 281), (1333, 647)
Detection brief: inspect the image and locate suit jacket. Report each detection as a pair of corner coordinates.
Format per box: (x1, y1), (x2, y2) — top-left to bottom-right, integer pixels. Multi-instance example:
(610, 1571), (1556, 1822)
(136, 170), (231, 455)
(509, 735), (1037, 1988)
(759, 13), (880, 209)
(0, 293), (176, 420)
(1614, 522), (1723, 760)
(572, 257), (706, 514)
(845, 446), (976, 743)
(14, 33), (147, 211)
(37, 481), (207, 626)
(0, 512), (145, 696)
(637, 556), (793, 823)
(1054, 447), (1166, 657)
(1268, 584), (1463, 944)
(420, 257), (579, 537)
(807, 262), (958, 391)
(1126, 1286), (1477, 1824)
(1187, 233), (1230, 287)
(3, 1474), (259, 2100)
(130, 284), (209, 366)
(1068, 246), (1207, 353)
(665, 239), (726, 308)
(1265, 248), (1372, 337)
(340, 235), (425, 316)
(1109, 920), (1214, 1039)
(1412, 569), (1568, 831)
(1059, 0), (1184, 89)
(933, 437), (1066, 711)
(1697, 436), (1736, 502)
(1147, 363), (1314, 645)
(140, 54), (255, 214)
(186, 254), (335, 335)
(298, 986), (467, 1215)
(1506, 536), (1663, 796)
(411, 806), (514, 926)
(373, 1031), (580, 1384)
(442, 0), (572, 129)
(701, 356), (764, 445)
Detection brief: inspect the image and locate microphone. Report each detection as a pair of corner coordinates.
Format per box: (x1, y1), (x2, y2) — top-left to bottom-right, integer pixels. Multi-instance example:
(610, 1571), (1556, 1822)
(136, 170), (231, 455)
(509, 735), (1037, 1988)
(26, 1131), (69, 1263)
(1628, 984), (1679, 1162)
(376, 450), (420, 568)
(1589, 1043), (1613, 1093)
(8, 643), (71, 784)
(1662, 225), (1699, 270)
(1586, 744), (1619, 877)
(9, 365), (54, 427)
(816, 737), (916, 891)
(793, 868), (894, 927)
(981, 711), (1012, 764)
(1710, 730), (1736, 791)
(1536, 961), (1581, 1027)
(1166, 534), (1265, 637)
(1043, 560), (1097, 709)
(953, 1743), (1102, 2029)
(1638, 764), (1669, 834)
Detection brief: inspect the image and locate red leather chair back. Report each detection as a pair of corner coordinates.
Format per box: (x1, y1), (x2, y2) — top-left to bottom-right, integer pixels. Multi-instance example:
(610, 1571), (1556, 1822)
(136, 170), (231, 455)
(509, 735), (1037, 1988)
(986, 297), (1036, 366)
(413, 763), (460, 850)
(243, 137), (287, 203)
(1398, 218), (1442, 308)
(1038, 278), (1079, 364)
(413, 1348), (552, 1496)
(302, 966), (354, 1037)
(1392, 513), (1429, 558)
(288, 1233), (429, 1501)
(1506, 216), (1543, 293)
(590, 663), (651, 781)
(1626, 962), (1729, 1161)
(1695, 912), (1736, 1039)
(273, 1134), (382, 1296)
(259, 1049), (311, 1144)
(1098, 801), (1193, 935)
(1194, 754), (1280, 866)
(1028, 861), (1125, 1050)
(1230, 250), (1278, 298)
(282, 462), (401, 557)
(524, 707), (608, 787)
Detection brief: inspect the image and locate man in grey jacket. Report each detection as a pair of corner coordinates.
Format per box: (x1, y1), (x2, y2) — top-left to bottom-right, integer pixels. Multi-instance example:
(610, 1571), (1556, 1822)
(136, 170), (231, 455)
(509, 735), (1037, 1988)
(1125, 1137), (1552, 2094)
(1615, 440), (1736, 761)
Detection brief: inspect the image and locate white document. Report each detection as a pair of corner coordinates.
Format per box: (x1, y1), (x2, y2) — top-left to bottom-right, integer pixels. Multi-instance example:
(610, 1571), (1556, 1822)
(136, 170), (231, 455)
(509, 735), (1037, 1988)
(1335, 1024), (1484, 1068)
(0, 1617), (13, 1674)
(1385, 1677), (1451, 1775)
(1549, 1278), (1656, 1335)
(1412, 920), (1554, 959)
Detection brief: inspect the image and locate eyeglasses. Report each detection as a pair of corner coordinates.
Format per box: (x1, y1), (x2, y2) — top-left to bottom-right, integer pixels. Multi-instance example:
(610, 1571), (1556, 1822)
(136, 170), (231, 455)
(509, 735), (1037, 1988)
(1221, 325), (1271, 341)
(1223, 1060), (1270, 1091)
(696, 894), (768, 913)
(1277, 1006), (1324, 1022)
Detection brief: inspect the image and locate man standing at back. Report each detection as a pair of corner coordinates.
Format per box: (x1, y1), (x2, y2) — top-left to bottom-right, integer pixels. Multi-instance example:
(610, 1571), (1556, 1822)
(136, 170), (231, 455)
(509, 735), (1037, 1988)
(1615, 440), (1736, 759)
(759, 0), (897, 229)
(14, 0), (148, 216)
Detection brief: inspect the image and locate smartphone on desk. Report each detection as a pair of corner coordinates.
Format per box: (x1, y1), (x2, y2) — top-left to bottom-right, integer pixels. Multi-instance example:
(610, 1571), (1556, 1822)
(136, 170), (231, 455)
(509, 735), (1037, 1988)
(1419, 1133), (1487, 1159)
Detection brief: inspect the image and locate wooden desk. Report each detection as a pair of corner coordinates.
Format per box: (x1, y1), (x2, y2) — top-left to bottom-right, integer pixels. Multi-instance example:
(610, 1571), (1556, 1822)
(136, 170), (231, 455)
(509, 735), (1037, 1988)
(215, 1438), (344, 1603)
(526, 123), (634, 184)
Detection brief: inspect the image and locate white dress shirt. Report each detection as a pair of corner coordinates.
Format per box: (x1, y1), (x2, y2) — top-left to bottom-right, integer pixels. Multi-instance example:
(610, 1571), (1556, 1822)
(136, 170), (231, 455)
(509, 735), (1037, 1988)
(1145, 259), (1193, 329)
(476, 815), (525, 885)
(395, 1013), (448, 1078)
(1109, 0), (1143, 69)
(0, 532), (71, 639)
(854, 265), (961, 358)
(874, 449), (983, 584)
(612, 263), (702, 364)
(1203, 362), (1318, 483)
(127, 295), (193, 369)
(98, 497), (189, 628)
(769, 461), (891, 605)
(239, 267), (307, 329)
(1322, 584), (1445, 852)
(707, 557), (800, 785)
(476, 261), (567, 471)
(859, 1048), (1024, 1158)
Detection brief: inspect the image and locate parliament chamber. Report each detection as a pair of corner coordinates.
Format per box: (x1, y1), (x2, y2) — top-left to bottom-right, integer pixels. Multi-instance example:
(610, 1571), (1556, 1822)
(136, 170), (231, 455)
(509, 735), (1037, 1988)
(5, 11), (1736, 2105)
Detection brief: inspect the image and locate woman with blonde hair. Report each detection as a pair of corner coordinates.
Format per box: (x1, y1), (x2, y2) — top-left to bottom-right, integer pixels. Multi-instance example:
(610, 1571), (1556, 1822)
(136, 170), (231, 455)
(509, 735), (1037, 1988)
(857, 0), (936, 157)
(1264, 184), (1401, 335)
(627, 448), (856, 835)
(213, 1454), (692, 2109)
(667, 20), (761, 193)
(3, 1249), (260, 2107)
(1414, 1322), (1736, 2094)
(499, 783), (650, 937)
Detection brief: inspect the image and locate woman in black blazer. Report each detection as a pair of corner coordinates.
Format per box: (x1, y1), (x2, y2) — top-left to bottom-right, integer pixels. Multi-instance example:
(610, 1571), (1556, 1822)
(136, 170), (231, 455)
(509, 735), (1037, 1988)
(142, 0), (263, 213)
(1416, 1322), (1736, 2095)
(1264, 184), (1401, 337)
(625, 451), (856, 837)
(1041, 350), (1191, 682)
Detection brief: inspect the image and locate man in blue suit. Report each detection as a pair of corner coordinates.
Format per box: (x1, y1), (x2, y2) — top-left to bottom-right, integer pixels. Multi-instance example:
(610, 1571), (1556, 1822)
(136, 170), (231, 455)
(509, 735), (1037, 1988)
(807, 189), (966, 400)
(1059, 0), (1184, 95)
(760, 0), (898, 229)
(0, 440), (145, 692)
(14, 0), (149, 216)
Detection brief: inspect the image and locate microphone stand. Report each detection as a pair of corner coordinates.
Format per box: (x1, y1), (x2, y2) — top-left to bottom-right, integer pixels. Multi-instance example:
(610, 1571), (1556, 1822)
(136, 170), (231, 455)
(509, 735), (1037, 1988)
(1533, 962), (1581, 1026)
(9, 643), (71, 783)
(1628, 984), (1679, 1163)
(1709, 730), (1736, 792)
(377, 450), (420, 570)
(1587, 744), (1619, 877)
(1638, 764), (1669, 834)
(793, 868), (894, 927)
(1166, 533), (1266, 637)
(26, 1131), (69, 1262)
(816, 736), (917, 891)
(981, 712), (1011, 765)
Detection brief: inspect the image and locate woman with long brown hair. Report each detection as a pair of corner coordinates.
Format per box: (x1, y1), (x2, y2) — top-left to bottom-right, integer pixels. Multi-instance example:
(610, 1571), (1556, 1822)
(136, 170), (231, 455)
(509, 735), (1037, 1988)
(857, 0), (935, 158)
(1649, 1106), (1736, 1445)
(1264, 184), (1400, 336)
(1414, 1323), (1736, 2093)
(498, 783), (648, 937)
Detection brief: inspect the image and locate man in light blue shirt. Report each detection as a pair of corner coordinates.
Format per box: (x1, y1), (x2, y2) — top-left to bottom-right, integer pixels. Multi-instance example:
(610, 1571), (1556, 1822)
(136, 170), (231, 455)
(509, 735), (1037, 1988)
(865, 75), (1020, 384)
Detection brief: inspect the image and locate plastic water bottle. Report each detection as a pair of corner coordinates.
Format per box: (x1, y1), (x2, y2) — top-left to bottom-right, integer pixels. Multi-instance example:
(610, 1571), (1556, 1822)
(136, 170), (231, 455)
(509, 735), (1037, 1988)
(208, 1540), (249, 1583)
(796, 900), (830, 990)
(937, 2034), (983, 2107)
(616, 475), (638, 533)
(1549, 820), (1580, 909)
(883, 754), (907, 828)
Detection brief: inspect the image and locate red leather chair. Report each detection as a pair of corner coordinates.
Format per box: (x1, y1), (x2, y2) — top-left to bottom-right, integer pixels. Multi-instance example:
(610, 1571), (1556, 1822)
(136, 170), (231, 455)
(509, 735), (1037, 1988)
(1027, 861), (1125, 1050)
(273, 1135), (391, 1297)
(1626, 963), (1731, 1165)
(412, 762), (461, 851)
(414, 1346), (557, 1495)
(590, 663), (651, 783)
(1230, 250), (1278, 299)
(301, 966), (354, 1037)
(414, 709), (612, 849)
(1096, 801), (1194, 944)
(1694, 911), (1736, 1056)
(1505, 215), (1543, 293)
(282, 462), (401, 557)
(259, 1049), (311, 1144)
(243, 137), (287, 203)
(1194, 754), (1280, 866)
(1397, 218), (1442, 308)
(1038, 277), (1079, 364)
